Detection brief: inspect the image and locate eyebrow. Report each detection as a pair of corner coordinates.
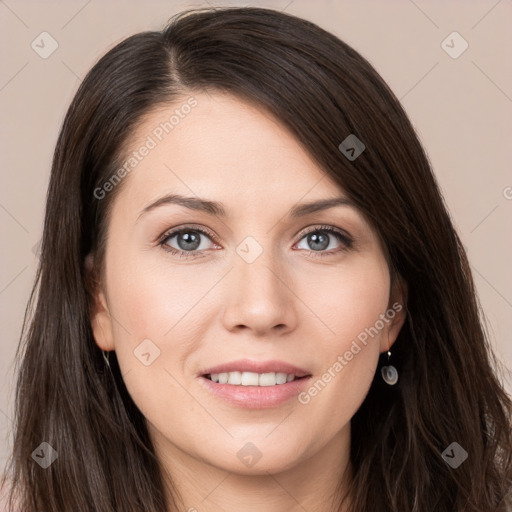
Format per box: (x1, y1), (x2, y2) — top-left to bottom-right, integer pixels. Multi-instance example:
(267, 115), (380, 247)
(136, 193), (354, 222)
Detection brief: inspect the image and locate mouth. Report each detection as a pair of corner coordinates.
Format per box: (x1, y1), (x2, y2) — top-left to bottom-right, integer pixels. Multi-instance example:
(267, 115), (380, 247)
(198, 366), (313, 409)
(202, 371), (310, 386)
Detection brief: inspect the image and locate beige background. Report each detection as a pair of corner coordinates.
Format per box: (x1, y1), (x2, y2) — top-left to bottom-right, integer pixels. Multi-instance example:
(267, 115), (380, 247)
(1, 0), (511, 473)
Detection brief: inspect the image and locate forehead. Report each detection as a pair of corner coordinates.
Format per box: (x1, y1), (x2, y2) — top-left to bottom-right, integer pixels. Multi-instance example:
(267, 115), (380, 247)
(113, 91), (348, 218)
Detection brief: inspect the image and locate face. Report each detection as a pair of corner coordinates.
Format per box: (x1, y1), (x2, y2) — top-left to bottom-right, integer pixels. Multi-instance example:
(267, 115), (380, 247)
(88, 91), (406, 477)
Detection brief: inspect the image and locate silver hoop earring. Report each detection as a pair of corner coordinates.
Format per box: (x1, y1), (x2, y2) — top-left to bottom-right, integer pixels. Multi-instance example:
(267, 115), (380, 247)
(381, 350), (398, 385)
(103, 350), (111, 369)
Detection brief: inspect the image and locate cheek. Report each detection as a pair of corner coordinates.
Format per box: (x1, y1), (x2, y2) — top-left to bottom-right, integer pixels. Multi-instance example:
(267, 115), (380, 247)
(107, 252), (223, 373)
(109, 253), (203, 336)
(296, 257), (390, 421)
(105, 256), (212, 433)
(308, 255), (391, 348)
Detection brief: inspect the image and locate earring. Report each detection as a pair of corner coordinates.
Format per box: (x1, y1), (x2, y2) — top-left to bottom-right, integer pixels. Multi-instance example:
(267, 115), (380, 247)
(381, 350), (398, 385)
(103, 350), (111, 369)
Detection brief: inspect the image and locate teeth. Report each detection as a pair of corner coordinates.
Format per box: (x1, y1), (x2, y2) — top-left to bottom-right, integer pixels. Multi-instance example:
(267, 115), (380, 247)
(208, 371), (299, 386)
(227, 371), (242, 385)
(242, 372), (259, 386)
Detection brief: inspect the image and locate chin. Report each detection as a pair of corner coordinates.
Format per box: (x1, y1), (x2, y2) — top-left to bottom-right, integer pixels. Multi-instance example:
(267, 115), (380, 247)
(208, 440), (308, 476)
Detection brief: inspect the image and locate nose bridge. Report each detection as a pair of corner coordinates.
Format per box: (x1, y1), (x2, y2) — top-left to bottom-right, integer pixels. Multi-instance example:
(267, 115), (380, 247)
(222, 234), (296, 334)
(237, 231), (285, 285)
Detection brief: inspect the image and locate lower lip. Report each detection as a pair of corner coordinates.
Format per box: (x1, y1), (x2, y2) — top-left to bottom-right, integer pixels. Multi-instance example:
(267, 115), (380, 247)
(198, 376), (312, 409)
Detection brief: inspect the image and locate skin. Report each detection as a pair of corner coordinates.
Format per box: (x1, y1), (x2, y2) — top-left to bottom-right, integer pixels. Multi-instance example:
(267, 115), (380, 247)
(88, 91), (407, 512)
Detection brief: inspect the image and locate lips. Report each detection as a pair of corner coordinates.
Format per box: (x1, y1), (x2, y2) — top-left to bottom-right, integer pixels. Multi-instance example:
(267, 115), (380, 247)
(198, 359), (312, 410)
(197, 360), (313, 409)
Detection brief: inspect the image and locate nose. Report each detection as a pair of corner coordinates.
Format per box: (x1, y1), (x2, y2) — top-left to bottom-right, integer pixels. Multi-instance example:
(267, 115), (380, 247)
(221, 246), (298, 337)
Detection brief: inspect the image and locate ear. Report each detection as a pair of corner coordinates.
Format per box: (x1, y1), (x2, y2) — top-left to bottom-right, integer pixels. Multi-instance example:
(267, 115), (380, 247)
(85, 253), (115, 352)
(380, 274), (408, 354)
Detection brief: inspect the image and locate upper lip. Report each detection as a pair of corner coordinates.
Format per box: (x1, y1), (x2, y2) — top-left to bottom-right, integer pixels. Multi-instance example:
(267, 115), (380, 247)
(200, 359), (311, 378)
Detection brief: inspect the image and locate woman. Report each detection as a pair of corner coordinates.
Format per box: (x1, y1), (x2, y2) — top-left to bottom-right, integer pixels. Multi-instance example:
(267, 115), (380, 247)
(2, 6), (511, 512)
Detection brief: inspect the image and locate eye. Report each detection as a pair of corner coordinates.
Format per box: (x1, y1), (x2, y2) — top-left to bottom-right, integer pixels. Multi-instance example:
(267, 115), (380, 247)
(158, 224), (353, 260)
(295, 225), (353, 258)
(159, 225), (219, 259)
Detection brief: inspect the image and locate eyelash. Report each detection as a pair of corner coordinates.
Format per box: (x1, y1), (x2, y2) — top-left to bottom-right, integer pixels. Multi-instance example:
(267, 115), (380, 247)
(158, 224), (354, 260)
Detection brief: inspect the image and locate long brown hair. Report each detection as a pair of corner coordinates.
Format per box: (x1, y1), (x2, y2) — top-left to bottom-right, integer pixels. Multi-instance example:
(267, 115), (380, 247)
(2, 6), (511, 511)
